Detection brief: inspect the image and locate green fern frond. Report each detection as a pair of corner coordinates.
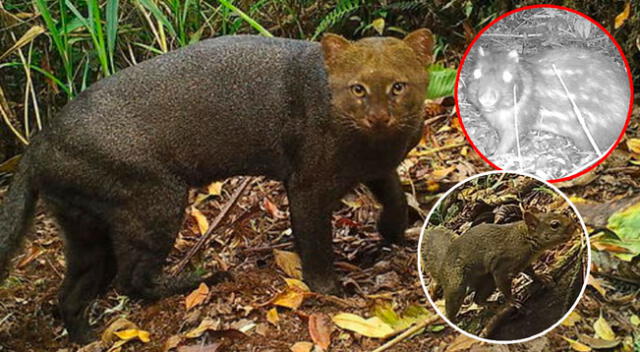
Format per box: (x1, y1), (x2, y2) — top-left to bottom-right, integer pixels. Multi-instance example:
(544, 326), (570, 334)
(312, 0), (362, 40)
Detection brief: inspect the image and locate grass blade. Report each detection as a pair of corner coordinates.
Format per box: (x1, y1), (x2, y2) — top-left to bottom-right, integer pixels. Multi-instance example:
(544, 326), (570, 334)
(137, 0), (177, 38)
(217, 0), (272, 37)
(106, 0), (119, 73)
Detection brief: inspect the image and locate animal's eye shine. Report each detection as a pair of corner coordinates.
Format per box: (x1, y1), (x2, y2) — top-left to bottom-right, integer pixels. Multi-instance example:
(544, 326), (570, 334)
(350, 84), (366, 97)
(550, 220), (561, 229)
(391, 82), (406, 95)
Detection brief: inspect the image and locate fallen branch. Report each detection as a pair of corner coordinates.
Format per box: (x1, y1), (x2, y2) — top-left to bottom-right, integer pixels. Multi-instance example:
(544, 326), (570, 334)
(371, 315), (441, 352)
(172, 177), (253, 275)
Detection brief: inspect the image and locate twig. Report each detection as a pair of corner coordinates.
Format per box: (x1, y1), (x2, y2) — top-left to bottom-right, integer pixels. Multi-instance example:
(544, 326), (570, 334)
(371, 315), (441, 352)
(172, 177), (252, 275)
(552, 63), (601, 154)
(415, 142), (466, 156)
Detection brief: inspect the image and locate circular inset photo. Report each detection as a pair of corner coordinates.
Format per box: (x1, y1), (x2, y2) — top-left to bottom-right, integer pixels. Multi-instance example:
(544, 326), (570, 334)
(456, 6), (632, 181)
(418, 171), (589, 343)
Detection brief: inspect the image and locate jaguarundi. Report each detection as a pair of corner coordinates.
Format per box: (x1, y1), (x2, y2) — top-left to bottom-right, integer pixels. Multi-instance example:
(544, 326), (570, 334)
(0, 29), (433, 342)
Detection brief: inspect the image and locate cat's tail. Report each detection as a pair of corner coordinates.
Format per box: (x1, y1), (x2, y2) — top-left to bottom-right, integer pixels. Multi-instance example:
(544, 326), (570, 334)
(0, 151), (37, 282)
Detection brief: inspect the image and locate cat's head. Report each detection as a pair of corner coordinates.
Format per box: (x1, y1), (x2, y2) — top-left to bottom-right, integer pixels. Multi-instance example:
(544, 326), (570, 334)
(321, 29), (433, 134)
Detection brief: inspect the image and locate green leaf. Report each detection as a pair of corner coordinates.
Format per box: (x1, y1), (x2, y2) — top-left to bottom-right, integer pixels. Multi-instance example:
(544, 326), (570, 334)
(426, 64), (456, 99)
(217, 0), (272, 37)
(138, 0), (177, 37)
(602, 202), (640, 260)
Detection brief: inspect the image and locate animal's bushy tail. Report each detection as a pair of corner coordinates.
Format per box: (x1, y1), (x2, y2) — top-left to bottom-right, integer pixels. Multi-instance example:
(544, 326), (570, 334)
(0, 153), (37, 282)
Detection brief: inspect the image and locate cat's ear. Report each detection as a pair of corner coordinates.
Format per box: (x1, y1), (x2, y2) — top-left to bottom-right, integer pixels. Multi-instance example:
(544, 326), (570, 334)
(321, 33), (351, 65)
(403, 28), (434, 65)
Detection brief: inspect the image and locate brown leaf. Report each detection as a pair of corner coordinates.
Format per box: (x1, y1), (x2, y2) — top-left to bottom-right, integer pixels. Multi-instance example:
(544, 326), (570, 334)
(290, 341), (313, 352)
(446, 334), (481, 352)
(185, 283), (209, 311)
(263, 197), (284, 218)
(16, 245), (43, 268)
(163, 335), (183, 352)
(177, 343), (222, 352)
(309, 313), (332, 350)
(274, 249), (302, 279)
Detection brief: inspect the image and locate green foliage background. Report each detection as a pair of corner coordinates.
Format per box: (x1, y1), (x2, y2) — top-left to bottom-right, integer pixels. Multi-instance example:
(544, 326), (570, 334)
(0, 0), (638, 162)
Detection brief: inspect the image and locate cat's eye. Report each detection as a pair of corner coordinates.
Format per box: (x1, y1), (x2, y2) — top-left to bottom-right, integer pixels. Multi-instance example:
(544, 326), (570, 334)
(351, 84), (367, 97)
(550, 220), (561, 229)
(391, 82), (406, 96)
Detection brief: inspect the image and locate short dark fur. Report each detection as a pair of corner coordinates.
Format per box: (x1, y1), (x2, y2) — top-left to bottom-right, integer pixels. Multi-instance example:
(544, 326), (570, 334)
(0, 31), (433, 342)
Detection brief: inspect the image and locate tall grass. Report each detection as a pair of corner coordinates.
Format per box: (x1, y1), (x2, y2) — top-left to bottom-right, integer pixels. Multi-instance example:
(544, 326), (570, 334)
(0, 0), (455, 149)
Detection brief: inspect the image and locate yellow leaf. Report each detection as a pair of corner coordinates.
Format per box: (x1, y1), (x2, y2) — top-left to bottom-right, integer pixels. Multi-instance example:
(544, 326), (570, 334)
(274, 249), (302, 279)
(190, 206), (209, 235)
(627, 138), (640, 154)
(138, 330), (150, 343)
(594, 314), (616, 341)
(185, 282), (209, 311)
(101, 318), (139, 345)
(115, 329), (139, 340)
(630, 314), (640, 326)
(0, 25), (45, 61)
(615, 2), (631, 29)
(588, 275), (607, 296)
(372, 18), (385, 35)
(273, 289), (305, 310)
(561, 336), (592, 352)
(267, 308), (280, 325)
(184, 318), (220, 338)
(284, 278), (310, 292)
(207, 181), (223, 196)
(332, 313), (394, 338)
(290, 341), (313, 352)
(562, 311), (582, 327)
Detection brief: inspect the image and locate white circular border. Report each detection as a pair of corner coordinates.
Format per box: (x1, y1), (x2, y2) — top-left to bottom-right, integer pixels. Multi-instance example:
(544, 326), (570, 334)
(417, 170), (591, 344)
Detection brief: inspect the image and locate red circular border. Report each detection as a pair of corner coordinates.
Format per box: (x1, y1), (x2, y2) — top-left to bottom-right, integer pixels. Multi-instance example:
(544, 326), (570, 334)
(454, 4), (634, 183)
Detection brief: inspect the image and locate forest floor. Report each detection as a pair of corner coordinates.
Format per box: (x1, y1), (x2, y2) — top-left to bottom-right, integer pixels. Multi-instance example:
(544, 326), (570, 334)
(0, 99), (639, 352)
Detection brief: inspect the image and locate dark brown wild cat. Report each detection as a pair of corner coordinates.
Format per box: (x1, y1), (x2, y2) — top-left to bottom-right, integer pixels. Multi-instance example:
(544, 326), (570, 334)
(0, 29), (433, 342)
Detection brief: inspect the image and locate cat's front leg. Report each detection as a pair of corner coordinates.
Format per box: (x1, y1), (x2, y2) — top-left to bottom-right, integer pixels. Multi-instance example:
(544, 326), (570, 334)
(285, 175), (349, 295)
(365, 172), (408, 245)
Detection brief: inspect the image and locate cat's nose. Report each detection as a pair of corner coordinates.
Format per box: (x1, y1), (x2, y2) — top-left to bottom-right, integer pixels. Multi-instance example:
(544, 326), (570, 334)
(365, 112), (392, 128)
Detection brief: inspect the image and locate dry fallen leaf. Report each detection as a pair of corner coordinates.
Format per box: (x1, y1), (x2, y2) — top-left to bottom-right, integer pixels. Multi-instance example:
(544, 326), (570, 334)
(290, 341), (314, 352)
(0, 25), (45, 61)
(178, 343), (222, 352)
(263, 197), (284, 218)
(594, 313), (616, 341)
(561, 336), (592, 352)
(272, 289), (305, 310)
(16, 245), (44, 268)
(114, 329), (151, 343)
(309, 312), (332, 350)
(267, 308), (280, 325)
(163, 335), (183, 352)
(562, 311), (582, 327)
(332, 313), (394, 339)
(274, 249), (302, 279)
(615, 1), (631, 29)
(184, 318), (220, 339)
(185, 282), (209, 311)
(101, 317), (139, 345)
(190, 206), (209, 235)
(588, 275), (607, 296)
(445, 334), (480, 352)
(207, 181), (223, 196)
